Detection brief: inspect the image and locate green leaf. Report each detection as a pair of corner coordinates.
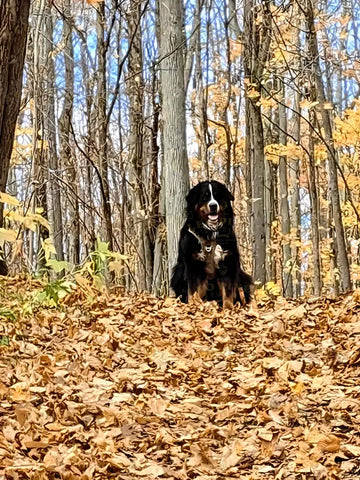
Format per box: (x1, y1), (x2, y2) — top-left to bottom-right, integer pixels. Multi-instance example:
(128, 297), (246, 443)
(96, 238), (110, 254)
(0, 335), (9, 346)
(46, 259), (71, 273)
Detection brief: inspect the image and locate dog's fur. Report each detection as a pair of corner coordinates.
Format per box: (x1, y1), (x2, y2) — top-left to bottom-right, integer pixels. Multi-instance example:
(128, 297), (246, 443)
(171, 180), (253, 308)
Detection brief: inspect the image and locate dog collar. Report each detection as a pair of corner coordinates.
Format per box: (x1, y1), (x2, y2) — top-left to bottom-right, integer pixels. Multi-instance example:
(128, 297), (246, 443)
(201, 222), (222, 237)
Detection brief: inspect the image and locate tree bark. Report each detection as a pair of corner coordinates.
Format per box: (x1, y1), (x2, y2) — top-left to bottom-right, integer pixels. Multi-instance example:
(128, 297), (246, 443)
(243, 0), (271, 286)
(308, 109), (322, 296)
(59, 0), (78, 265)
(278, 79), (293, 297)
(126, 0), (153, 290)
(290, 85), (302, 297)
(159, 0), (190, 281)
(305, 0), (351, 292)
(96, 2), (113, 250)
(0, 0), (31, 274)
(43, 3), (65, 264)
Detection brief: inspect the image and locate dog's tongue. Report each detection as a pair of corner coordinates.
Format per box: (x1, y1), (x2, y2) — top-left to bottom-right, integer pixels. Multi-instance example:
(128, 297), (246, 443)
(208, 214), (218, 221)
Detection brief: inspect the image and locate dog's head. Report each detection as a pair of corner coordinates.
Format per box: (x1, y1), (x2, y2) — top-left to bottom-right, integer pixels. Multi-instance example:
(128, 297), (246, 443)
(186, 180), (234, 230)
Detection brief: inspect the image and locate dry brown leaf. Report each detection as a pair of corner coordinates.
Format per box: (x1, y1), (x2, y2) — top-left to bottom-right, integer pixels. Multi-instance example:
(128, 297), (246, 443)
(342, 444), (360, 457)
(317, 434), (341, 453)
(2, 278), (360, 479)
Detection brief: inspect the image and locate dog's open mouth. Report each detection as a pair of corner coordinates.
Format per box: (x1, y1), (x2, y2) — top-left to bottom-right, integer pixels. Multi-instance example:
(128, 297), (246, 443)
(208, 214), (218, 222)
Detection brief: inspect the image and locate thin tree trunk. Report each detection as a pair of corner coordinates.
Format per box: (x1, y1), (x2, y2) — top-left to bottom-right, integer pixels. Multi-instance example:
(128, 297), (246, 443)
(278, 79), (293, 297)
(192, 0), (209, 179)
(290, 86), (302, 297)
(96, 2), (113, 250)
(305, 0), (351, 292)
(30, 0), (48, 272)
(59, 0), (78, 264)
(308, 109), (322, 296)
(80, 37), (95, 257)
(0, 0), (31, 274)
(43, 3), (64, 264)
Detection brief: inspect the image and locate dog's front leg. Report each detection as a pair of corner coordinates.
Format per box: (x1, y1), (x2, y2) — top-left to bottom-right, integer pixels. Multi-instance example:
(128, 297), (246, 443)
(218, 280), (235, 309)
(188, 279), (207, 303)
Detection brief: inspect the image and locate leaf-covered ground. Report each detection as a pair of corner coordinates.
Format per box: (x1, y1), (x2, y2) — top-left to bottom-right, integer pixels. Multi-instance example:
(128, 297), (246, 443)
(1, 277), (360, 479)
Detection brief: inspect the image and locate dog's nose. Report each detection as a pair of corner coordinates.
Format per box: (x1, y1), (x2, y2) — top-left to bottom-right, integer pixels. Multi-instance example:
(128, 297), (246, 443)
(209, 202), (218, 213)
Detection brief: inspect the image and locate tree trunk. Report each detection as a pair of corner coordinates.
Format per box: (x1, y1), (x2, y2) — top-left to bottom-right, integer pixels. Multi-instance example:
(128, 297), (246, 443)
(159, 0), (190, 282)
(43, 3), (65, 264)
(290, 87), (302, 297)
(0, 0), (31, 274)
(278, 79), (293, 297)
(126, 0), (153, 291)
(96, 2), (113, 250)
(308, 109), (322, 296)
(305, 0), (351, 292)
(80, 36), (95, 257)
(59, 0), (78, 265)
(192, 0), (209, 179)
(243, 0), (271, 286)
(30, 0), (47, 273)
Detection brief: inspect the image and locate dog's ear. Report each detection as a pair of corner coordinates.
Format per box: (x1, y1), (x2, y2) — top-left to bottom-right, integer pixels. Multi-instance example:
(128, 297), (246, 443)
(224, 185), (234, 202)
(186, 183), (202, 209)
(212, 181), (234, 202)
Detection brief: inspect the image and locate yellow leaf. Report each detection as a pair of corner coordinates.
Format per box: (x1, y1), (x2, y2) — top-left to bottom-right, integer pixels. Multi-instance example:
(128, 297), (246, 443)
(0, 192), (20, 206)
(32, 214), (50, 230)
(0, 228), (17, 246)
(6, 210), (25, 223)
(42, 238), (57, 260)
(299, 100), (319, 110)
(247, 88), (261, 100)
(265, 281), (281, 296)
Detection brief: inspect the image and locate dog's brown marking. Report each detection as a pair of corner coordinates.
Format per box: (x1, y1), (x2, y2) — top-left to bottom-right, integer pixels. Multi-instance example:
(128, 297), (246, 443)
(197, 204), (209, 221)
(238, 287), (246, 306)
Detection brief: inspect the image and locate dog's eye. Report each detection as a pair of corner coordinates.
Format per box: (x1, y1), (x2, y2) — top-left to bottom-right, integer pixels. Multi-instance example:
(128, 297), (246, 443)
(202, 191), (210, 201)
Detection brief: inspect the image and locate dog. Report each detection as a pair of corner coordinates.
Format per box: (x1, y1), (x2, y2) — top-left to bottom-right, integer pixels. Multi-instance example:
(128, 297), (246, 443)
(171, 180), (253, 308)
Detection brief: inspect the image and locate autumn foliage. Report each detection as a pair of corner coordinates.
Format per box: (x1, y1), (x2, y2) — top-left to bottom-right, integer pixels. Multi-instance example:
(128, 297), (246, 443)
(1, 277), (360, 478)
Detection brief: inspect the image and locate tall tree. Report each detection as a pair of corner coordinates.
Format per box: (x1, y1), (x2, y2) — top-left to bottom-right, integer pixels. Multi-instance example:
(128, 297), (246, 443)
(304, 0), (351, 292)
(290, 28), (302, 297)
(159, 0), (190, 280)
(278, 79), (293, 297)
(126, 0), (153, 290)
(0, 0), (31, 274)
(96, 1), (113, 250)
(308, 104), (322, 296)
(243, 0), (271, 286)
(43, 3), (65, 264)
(59, 0), (77, 264)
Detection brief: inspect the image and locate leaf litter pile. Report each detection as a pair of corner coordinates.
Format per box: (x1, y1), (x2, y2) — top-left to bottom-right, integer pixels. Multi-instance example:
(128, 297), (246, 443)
(1, 278), (360, 479)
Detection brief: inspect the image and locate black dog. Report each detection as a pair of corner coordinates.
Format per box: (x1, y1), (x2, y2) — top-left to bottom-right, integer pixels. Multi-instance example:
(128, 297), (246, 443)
(171, 180), (253, 308)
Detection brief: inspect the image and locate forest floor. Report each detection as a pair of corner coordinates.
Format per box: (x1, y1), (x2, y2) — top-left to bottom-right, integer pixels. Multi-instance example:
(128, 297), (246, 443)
(1, 277), (360, 479)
